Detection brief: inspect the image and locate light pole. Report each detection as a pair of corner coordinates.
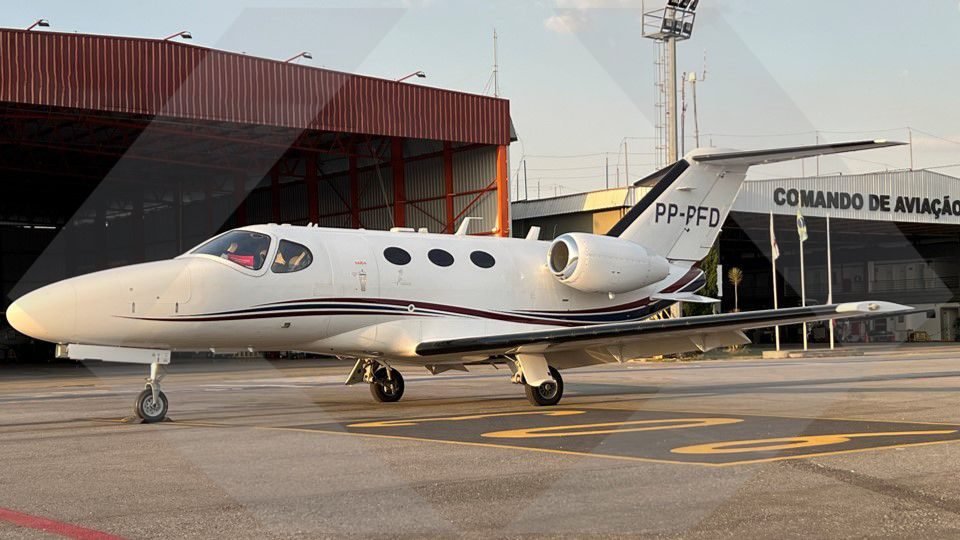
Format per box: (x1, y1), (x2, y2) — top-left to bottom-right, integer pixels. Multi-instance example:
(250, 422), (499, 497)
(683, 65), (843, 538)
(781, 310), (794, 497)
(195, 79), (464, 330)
(25, 19), (50, 31)
(643, 0), (700, 164)
(162, 31), (192, 41)
(284, 51), (313, 63)
(397, 71), (426, 83)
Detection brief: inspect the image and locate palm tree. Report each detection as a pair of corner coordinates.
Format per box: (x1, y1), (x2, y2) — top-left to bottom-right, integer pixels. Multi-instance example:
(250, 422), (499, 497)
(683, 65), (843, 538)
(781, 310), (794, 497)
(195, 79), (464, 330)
(728, 267), (743, 312)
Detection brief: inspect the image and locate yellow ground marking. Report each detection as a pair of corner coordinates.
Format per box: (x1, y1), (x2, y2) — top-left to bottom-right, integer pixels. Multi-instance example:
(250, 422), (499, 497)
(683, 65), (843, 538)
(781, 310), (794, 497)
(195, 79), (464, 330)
(482, 417), (742, 439)
(574, 403), (960, 428)
(672, 430), (957, 454)
(93, 417), (960, 468)
(348, 410), (585, 428)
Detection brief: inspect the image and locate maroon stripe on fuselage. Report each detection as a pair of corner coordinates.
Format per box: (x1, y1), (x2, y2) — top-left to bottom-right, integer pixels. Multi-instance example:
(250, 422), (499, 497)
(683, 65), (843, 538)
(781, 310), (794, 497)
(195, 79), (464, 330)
(252, 268), (701, 318)
(120, 308), (586, 327)
(123, 269), (702, 326)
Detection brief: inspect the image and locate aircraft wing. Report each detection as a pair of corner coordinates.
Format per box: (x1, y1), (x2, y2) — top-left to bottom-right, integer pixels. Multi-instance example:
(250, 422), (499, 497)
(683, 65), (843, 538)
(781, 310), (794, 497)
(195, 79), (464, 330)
(415, 301), (911, 358)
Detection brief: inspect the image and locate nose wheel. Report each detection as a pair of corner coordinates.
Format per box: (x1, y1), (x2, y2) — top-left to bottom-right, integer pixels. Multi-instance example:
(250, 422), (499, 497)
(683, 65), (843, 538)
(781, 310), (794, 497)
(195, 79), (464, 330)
(135, 388), (168, 422)
(134, 361), (169, 423)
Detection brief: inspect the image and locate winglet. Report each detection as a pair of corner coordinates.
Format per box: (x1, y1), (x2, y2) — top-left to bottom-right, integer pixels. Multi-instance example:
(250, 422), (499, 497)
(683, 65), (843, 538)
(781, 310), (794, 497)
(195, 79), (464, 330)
(835, 300), (912, 314)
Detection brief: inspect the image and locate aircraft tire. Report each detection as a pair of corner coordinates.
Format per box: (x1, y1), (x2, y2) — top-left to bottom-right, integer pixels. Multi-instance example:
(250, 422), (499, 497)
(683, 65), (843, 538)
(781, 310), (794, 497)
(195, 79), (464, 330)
(370, 367), (405, 403)
(134, 388), (168, 423)
(525, 366), (563, 406)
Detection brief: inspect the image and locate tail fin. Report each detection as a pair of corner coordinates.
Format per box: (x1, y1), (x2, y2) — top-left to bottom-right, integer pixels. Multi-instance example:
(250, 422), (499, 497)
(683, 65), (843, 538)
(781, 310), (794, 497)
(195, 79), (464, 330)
(607, 140), (904, 262)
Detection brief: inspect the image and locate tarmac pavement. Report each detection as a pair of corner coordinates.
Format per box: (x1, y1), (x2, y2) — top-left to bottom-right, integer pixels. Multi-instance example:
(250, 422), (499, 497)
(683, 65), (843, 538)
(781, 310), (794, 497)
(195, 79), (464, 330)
(3, 345), (960, 538)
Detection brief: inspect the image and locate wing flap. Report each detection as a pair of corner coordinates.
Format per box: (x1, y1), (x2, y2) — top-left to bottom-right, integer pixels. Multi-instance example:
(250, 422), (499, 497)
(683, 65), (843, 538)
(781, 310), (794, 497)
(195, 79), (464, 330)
(414, 301), (911, 358)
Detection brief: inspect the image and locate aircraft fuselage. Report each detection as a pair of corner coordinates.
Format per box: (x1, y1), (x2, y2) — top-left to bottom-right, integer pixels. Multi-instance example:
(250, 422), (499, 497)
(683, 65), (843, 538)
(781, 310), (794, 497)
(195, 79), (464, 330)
(8, 224), (701, 361)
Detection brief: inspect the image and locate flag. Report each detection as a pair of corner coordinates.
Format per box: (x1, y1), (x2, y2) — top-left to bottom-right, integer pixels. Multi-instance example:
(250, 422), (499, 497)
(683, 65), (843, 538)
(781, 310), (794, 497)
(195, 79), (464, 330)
(796, 210), (808, 243)
(769, 212), (780, 261)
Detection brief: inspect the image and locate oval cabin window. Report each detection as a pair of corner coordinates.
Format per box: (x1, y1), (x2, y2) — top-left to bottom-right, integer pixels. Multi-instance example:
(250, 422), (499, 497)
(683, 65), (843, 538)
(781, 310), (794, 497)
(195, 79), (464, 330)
(384, 247), (411, 266)
(470, 251), (496, 269)
(428, 249), (455, 267)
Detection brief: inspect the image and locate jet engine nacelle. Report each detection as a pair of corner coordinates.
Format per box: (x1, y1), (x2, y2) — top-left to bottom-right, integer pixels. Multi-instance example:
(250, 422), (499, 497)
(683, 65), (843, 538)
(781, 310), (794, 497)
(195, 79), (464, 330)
(546, 233), (670, 294)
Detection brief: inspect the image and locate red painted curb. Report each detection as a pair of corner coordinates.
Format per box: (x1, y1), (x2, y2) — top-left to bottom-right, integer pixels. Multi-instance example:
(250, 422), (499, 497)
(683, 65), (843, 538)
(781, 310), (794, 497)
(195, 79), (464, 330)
(0, 507), (124, 540)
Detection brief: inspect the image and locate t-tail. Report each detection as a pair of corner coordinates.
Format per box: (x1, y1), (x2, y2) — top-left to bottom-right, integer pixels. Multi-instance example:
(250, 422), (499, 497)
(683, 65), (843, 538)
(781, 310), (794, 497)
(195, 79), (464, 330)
(607, 140), (905, 263)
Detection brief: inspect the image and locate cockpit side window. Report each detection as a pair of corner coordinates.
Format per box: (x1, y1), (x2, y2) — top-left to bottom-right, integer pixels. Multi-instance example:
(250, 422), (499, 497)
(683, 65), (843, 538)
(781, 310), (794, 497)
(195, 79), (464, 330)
(271, 240), (313, 274)
(193, 231), (272, 270)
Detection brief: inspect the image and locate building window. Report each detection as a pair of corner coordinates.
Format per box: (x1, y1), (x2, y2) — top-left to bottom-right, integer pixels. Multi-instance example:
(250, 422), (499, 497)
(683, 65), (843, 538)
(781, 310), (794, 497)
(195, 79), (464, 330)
(383, 247), (411, 266)
(470, 250), (496, 269)
(271, 240), (313, 273)
(428, 248), (455, 267)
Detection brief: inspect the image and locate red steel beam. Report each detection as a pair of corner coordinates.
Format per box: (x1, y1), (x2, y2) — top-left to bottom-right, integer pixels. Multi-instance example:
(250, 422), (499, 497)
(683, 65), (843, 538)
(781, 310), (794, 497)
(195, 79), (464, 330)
(495, 144), (510, 237)
(306, 152), (320, 224)
(205, 184), (214, 233)
(234, 175), (247, 226)
(132, 189), (145, 262)
(452, 178), (498, 226)
(391, 137), (406, 227)
(0, 137), (247, 172)
(349, 153), (361, 228)
(271, 164), (281, 223)
(443, 142), (455, 233)
(0, 108), (389, 160)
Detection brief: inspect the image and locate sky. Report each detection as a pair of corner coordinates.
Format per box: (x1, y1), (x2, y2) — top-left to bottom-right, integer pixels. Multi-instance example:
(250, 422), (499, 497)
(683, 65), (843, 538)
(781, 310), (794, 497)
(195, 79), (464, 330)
(7, 0), (960, 197)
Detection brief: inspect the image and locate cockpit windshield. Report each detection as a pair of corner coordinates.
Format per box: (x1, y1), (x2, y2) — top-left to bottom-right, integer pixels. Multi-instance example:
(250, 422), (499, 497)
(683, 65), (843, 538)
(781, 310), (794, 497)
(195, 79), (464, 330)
(192, 230), (271, 270)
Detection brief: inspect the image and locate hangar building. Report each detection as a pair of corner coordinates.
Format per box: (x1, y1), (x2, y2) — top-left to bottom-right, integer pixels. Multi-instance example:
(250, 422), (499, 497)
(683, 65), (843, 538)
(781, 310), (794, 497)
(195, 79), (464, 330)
(512, 169), (960, 343)
(0, 28), (513, 358)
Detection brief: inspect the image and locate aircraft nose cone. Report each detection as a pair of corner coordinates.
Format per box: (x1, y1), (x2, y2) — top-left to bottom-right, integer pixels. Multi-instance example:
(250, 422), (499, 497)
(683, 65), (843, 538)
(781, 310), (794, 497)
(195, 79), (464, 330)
(6, 282), (77, 343)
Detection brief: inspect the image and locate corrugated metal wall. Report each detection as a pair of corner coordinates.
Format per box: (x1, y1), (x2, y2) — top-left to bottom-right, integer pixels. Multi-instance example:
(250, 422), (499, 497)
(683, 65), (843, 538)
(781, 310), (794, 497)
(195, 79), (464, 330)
(317, 172), (352, 229)
(358, 166), (394, 230)
(0, 29), (511, 145)
(451, 146), (498, 233)
(404, 156), (445, 231)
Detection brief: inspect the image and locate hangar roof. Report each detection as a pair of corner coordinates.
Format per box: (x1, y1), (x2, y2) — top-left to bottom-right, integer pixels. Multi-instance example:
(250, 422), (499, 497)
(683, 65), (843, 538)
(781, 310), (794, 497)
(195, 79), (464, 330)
(511, 187), (647, 220)
(0, 28), (510, 145)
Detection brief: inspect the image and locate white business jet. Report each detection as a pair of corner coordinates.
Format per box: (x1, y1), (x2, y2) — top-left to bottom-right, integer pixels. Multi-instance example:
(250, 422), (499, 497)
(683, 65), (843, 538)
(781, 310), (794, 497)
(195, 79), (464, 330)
(6, 141), (910, 422)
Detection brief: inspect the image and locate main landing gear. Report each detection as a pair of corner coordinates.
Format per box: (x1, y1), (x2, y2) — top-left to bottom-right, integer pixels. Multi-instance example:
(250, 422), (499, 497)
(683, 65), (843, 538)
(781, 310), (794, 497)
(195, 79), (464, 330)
(370, 366), (405, 403)
(524, 367), (563, 406)
(511, 354), (564, 406)
(134, 361), (169, 423)
(345, 359), (406, 403)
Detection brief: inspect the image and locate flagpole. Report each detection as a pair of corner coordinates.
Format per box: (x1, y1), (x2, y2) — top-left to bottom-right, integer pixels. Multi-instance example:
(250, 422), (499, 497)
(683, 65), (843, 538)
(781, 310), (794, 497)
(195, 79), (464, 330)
(827, 214), (835, 350)
(770, 212), (780, 352)
(800, 215), (808, 352)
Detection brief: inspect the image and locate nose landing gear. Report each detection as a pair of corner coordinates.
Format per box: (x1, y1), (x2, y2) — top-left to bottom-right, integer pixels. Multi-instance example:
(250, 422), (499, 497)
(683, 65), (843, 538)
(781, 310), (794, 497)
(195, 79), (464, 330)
(134, 361), (169, 423)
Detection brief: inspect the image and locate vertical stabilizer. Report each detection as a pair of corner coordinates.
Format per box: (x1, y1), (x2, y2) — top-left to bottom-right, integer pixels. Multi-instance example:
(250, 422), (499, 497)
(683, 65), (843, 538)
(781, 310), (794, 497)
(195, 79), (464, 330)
(606, 140), (905, 263)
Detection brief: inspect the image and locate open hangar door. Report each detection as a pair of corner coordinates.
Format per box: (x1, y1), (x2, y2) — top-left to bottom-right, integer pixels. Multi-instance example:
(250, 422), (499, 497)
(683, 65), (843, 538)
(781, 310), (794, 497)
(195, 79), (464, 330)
(0, 28), (513, 360)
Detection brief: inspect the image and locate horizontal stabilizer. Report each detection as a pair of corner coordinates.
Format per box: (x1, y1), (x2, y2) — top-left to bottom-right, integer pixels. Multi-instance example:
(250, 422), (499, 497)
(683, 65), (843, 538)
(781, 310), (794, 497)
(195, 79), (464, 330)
(651, 293), (720, 304)
(693, 140), (905, 167)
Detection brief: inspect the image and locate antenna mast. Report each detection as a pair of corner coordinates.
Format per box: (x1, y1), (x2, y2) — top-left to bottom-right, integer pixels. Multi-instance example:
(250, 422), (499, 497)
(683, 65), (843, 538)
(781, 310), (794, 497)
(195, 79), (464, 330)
(493, 28), (500, 97)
